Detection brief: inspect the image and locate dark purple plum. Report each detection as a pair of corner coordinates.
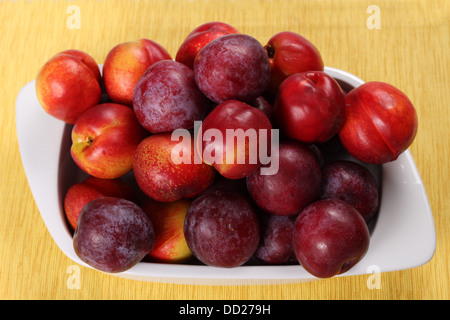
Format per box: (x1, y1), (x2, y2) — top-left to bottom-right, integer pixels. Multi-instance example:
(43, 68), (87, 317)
(133, 59), (209, 133)
(255, 212), (296, 264)
(293, 199), (370, 278)
(73, 197), (154, 273)
(183, 187), (260, 268)
(320, 160), (379, 223)
(193, 33), (271, 104)
(246, 140), (322, 216)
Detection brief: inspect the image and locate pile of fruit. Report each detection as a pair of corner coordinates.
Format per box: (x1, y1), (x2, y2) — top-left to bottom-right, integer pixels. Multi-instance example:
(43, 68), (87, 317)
(35, 22), (418, 278)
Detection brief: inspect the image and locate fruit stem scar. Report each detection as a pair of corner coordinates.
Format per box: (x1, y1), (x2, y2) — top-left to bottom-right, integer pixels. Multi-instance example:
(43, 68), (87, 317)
(266, 44), (275, 58)
(87, 136), (94, 145)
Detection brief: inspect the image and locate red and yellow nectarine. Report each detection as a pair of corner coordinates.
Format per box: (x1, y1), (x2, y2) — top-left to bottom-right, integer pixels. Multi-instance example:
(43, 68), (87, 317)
(36, 49), (102, 124)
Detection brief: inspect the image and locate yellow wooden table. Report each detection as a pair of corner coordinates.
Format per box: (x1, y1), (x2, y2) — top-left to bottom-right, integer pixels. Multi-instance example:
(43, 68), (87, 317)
(1, 0), (448, 300)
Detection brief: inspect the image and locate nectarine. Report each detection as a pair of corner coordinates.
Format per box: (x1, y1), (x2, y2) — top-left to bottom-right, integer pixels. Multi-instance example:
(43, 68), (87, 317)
(36, 49), (102, 124)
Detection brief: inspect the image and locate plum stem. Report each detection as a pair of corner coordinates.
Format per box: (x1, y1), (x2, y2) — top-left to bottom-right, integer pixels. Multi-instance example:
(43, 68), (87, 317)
(265, 44), (275, 59)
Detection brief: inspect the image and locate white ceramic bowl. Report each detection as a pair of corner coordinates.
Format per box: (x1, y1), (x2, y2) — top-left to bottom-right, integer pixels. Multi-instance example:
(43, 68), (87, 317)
(15, 67), (436, 285)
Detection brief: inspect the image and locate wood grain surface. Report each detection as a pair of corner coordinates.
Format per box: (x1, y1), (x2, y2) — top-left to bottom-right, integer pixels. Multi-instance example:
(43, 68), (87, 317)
(0, 0), (448, 300)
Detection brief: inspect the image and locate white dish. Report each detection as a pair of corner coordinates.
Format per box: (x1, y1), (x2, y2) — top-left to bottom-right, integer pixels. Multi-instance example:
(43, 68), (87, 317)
(15, 67), (436, 285)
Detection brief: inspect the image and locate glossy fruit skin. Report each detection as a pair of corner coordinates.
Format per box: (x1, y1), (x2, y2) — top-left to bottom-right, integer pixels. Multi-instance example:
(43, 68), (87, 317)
(36, 49), (101, 124)
(133, 133), (216, 203)
(320, 160), (379, 223)
(339, 81), (418, 164)
(64, 176), (139, 230)
(197, 99), (273, 179)
(246, 140), (322, 216)
(293, 199), (370, 278)
(133, 60), (209, 134)
(103, 39), (171, 106)
(142, 197), (193, 263)
(184, 187), (260, 268)
(273, 71), (346, 144)
(255, 212), (296, 264)
(176, 22), (239, 69)
(193, 33), (271, 104)
(70, 103), (148, 179)
(264, 31), (324, 96)
(73, 197), (154, 273)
